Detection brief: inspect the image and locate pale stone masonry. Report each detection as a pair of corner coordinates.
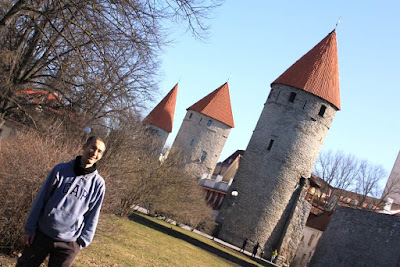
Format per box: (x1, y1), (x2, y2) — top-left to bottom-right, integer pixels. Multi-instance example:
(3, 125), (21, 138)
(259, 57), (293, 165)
(172, 110), (231, 179)
(171, 82), (234, 180)
(144, 84), (178, 153)
(217, 84), (337, 260)
(146, 124), (169, 153)
(217, 30), (340, 265)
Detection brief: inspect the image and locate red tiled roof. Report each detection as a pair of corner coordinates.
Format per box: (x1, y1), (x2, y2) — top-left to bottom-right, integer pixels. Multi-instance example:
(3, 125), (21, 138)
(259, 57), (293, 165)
(187, 82), (234, 128)
(144, 84), (178, 133)
(272, 30), (341, 110)
(17, 89), (58, 102)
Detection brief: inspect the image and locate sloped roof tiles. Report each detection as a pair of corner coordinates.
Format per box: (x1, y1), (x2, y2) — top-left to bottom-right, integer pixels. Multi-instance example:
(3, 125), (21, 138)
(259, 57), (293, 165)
(144, 84), (178, 133)
(272, 30), (341, 110)
(187, 82), (235, 128)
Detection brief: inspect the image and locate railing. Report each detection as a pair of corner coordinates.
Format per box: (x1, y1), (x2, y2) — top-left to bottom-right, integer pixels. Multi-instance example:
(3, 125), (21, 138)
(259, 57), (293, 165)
(199, 175), (231, 192)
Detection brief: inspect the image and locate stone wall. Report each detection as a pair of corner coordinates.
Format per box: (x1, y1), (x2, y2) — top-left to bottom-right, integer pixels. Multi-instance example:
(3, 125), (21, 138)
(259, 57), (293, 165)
(310, 206), (400, 267)
(276, 179), (312, 267)
(171, 110), (231, 179)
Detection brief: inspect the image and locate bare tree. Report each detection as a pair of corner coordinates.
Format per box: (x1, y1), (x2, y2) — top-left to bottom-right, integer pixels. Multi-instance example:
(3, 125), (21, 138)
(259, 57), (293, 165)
(313, 150), (388, 210)
(0, 115), (213, 254)
(0, 0), (222, 127)
(99, 116), (213, 227)
(314, 150), (358, 190)
(0, 126), (79, 254)
(355, 160), (386, 198)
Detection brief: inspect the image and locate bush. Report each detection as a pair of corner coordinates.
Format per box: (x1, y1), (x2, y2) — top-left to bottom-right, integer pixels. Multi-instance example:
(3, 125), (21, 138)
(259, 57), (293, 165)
(0, 117), (214, 254)
(99, 119), (213, 227)
(0, 129), (79, 254)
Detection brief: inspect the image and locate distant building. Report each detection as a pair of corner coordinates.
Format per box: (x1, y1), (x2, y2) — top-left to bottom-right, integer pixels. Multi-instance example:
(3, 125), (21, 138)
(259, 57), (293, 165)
(0, 120), (25, 140)
(1, 89), (61, 139)
(198, 150), (244, 213)
(291, 212), (331, 267)
(171, 82), (234, 179)
(382, 150), (400, 204)
(144, 84), (178, 153)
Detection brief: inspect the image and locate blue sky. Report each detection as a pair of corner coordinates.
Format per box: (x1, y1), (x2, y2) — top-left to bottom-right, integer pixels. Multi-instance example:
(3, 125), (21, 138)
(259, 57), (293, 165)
(147, 1), (400, 181)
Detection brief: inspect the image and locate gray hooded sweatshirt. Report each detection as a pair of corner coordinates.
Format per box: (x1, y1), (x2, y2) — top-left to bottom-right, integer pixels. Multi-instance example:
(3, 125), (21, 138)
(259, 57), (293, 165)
(24, 159), (105, 248)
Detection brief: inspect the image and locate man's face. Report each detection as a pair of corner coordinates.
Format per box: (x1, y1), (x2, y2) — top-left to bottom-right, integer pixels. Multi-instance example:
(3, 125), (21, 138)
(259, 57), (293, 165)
(81, 139), (106, 167)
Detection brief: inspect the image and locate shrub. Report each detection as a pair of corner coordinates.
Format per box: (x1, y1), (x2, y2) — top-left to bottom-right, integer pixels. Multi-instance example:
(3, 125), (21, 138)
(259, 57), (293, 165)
(0, 129), (79, 254)
(0, 117), (214, 254)
(99, 119), (213, 227)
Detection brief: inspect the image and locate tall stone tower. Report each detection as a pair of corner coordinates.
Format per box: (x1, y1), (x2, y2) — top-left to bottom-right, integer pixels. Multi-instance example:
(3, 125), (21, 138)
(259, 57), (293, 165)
(171, 82), (234, 179)
(144, 84), (178, 151)
(217, 30), (341, 262)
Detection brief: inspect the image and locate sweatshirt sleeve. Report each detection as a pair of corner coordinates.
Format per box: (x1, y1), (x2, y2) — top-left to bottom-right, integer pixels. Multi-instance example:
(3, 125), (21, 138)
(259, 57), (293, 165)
(24, 166), (59, 236)
(77, 180), (105, 248)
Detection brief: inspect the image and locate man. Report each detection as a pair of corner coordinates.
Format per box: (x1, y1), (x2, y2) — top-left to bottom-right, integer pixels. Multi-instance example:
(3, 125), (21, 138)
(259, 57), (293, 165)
(240, 238), (247, 252)
(252, 242), (260, 257)
(17, 136), (106, 267)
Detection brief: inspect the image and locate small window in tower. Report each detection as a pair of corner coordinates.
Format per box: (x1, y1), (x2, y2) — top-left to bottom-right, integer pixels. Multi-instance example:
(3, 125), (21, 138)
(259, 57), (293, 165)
(318, 105), (327, 117)
(190, 139), (194, 146)
(267, 139), (275, 151)
(207, 120), (212, 127)
(189, 112), (193, 119)
(308, 234), (315, 246)
(288, 92), (296, 103)
(200, 151), (207, 162)
(301, 254), (306, 264)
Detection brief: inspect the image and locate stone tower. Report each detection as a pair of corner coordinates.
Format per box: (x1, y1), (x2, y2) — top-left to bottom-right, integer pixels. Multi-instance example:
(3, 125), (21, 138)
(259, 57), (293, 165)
(144, 84), (178, 151)
(171, 82), (234, 179)
(217, 30), (341, 262)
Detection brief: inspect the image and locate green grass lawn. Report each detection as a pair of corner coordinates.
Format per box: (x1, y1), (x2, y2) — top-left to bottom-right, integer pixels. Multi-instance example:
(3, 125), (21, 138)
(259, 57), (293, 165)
(1, 213), (263, 267)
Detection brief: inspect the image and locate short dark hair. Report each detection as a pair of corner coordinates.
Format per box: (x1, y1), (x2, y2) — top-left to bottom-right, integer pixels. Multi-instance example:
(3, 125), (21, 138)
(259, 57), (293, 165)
(85, 136), (105, 148)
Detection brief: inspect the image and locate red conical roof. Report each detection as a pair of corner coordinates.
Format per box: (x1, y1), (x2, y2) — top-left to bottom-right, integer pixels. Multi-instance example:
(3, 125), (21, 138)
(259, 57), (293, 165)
(187, 82), (235, 128)
(272, 30), (341, 110)
(144, 84), (178, 133)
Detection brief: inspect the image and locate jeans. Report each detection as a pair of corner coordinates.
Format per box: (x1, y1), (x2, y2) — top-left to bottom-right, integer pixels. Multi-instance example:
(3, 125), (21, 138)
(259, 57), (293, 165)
(16, 230), (80, 267)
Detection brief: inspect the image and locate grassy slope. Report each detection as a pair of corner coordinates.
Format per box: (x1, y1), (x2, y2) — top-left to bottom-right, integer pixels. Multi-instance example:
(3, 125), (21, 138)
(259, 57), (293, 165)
(76, 213), (236, 266)
(1, 213), (262, 266)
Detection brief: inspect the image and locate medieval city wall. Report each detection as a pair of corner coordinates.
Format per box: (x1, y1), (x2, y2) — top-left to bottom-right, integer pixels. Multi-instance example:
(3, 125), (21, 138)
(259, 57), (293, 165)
(171, 110), (231, 179)
(217, 84), (337, 260)
(310, 206), (400, 267)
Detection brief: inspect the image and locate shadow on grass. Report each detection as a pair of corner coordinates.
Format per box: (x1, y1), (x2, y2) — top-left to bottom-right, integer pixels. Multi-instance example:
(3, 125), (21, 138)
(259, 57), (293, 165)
(128, 213), (260, 267)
